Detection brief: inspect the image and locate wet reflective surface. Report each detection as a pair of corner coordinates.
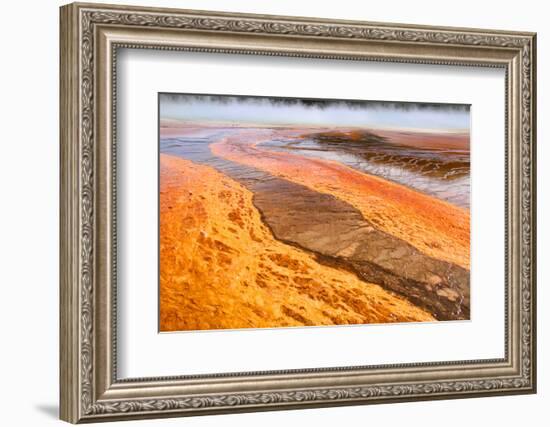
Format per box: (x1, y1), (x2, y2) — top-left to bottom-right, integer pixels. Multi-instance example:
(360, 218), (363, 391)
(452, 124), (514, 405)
(261, 129), (470, 208)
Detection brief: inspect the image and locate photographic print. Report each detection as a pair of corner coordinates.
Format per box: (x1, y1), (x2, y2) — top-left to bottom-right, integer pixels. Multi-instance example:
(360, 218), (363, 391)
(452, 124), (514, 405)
(159, 93), (471, 332)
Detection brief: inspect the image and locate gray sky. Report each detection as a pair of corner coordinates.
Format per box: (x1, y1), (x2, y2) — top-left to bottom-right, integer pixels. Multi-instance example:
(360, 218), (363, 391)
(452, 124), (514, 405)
(160, 93), (470, 131)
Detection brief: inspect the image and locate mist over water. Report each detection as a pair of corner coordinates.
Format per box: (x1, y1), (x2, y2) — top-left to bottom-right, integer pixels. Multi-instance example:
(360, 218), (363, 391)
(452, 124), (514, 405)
(160, 93), (470, 131)
(160, 93), (470, 208)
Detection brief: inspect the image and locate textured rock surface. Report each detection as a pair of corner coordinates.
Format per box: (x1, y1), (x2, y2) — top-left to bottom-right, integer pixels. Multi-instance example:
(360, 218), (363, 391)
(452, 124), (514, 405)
(160, 125), (470, 330)
(159, 155), (434, 331)
(251, 177), (469, 320)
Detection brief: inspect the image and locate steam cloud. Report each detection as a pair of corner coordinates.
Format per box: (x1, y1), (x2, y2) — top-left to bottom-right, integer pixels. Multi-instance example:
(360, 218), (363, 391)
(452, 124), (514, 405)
(160, 93), (470, 131)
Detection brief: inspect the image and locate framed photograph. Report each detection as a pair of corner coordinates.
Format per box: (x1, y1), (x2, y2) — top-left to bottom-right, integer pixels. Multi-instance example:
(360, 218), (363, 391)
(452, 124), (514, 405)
(60, 2), (537, 423)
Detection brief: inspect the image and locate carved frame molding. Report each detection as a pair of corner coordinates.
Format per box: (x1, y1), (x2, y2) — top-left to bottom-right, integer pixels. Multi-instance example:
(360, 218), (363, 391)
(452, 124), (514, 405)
(60, 2), (536, 423)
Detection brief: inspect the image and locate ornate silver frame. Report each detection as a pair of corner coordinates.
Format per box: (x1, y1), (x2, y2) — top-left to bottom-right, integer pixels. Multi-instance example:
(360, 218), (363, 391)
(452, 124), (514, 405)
(60, 2), (537, 423)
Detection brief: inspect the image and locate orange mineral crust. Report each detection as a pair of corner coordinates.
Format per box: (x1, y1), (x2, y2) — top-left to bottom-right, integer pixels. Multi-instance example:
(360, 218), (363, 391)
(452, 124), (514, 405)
(159, 154), (434, 332)
(375, 129), (470, 151)
(211, 130), (470, 269)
